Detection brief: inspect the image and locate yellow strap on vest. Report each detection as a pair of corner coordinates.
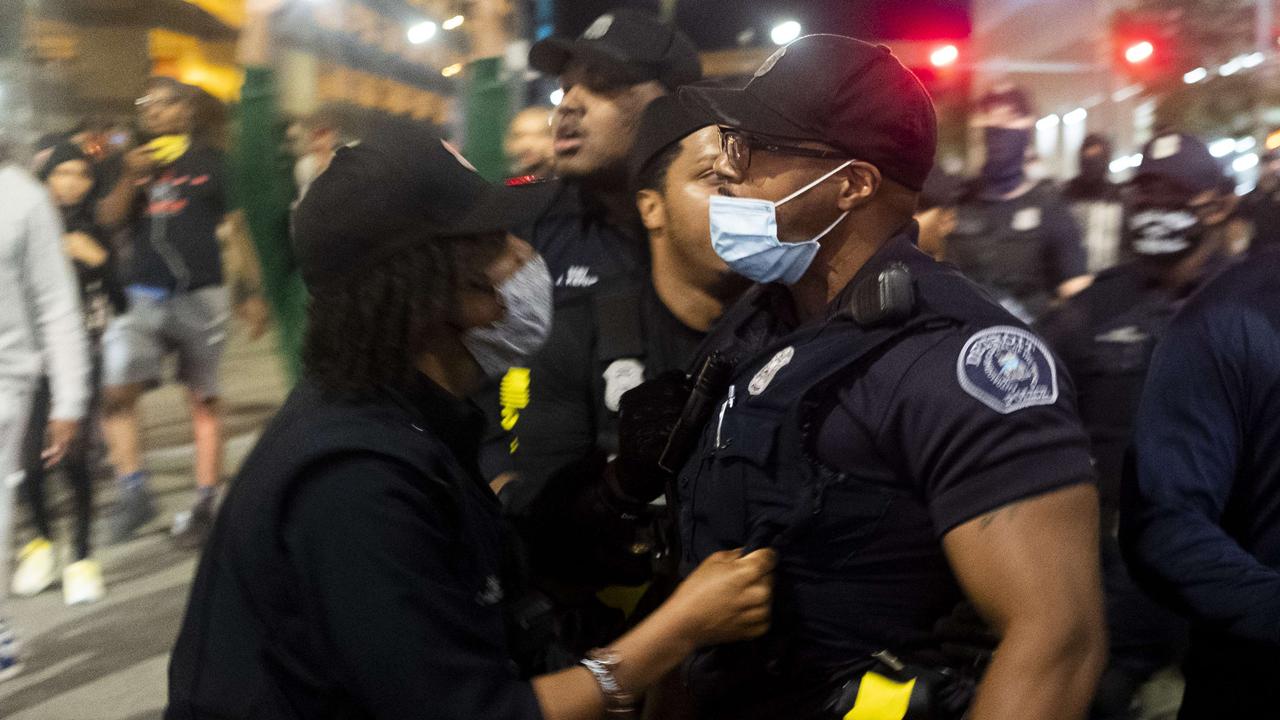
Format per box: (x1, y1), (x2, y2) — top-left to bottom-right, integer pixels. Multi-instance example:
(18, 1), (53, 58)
(843, 671), (916, 720)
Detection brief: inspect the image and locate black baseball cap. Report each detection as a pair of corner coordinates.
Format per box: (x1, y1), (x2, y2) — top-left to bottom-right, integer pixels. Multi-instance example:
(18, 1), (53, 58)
(679, 34), (937, 191)
(1133, 132), (1225, 195)
(529, 9), (701, 91)
(293, 118), (556, 290)
(629, 94), (715, 188)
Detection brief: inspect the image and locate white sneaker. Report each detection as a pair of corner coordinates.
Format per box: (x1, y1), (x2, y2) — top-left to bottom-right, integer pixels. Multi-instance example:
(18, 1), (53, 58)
(62, 559), (106, 606)
(11, 538), (56, 597)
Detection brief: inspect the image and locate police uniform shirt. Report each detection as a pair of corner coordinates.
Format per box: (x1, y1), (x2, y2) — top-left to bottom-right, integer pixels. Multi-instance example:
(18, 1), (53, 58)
(948, 182), (1087, 321)
(482, 280), (703, 491)
(523, 181), (649, 300)
(1035, 262), (1201, 513)
(682, 229), (1095, 663)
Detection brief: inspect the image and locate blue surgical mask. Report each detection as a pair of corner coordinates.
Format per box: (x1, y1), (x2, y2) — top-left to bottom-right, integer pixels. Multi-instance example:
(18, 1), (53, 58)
(709, 160), (853, 285)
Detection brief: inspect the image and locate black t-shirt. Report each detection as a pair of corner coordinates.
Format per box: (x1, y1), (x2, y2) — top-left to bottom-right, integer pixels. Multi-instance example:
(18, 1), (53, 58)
(522, 182), (649, 302)
(102, 144), (230, 291)
(479, 281), (704, 490)
(948, 182), (1087, 321)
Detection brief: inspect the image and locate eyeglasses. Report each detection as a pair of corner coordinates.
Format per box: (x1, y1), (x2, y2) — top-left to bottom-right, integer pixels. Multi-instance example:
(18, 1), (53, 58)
(719, 128), (848, 175)
(135, 95), (183, 108)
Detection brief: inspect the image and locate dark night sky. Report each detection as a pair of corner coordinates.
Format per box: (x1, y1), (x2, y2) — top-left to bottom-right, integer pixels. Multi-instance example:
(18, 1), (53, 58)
(553, 0), (972, 48)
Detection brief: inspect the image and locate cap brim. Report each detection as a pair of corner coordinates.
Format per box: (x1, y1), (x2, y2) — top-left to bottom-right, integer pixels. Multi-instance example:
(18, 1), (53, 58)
(678, 83), (813, 142)
(444, 180), (560, 238)
(529, 37), (651, 83)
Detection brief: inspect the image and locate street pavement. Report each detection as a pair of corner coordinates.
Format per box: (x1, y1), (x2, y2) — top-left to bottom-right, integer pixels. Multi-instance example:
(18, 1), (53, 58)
(1, 325), (288, 720)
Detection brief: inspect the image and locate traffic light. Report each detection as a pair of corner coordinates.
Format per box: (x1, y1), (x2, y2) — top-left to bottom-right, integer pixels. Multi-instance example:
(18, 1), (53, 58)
(1124, 40), (1154, 65)
(930, 43), (959, 68)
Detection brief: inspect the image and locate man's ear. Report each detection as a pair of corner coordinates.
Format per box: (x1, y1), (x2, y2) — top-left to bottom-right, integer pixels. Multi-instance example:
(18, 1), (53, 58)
(835, 161), (881, 212)
(636, 189), (667, 232)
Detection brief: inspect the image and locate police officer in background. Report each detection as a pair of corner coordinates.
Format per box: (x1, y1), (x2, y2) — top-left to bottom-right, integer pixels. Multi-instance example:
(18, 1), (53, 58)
(489, 97), (746, 653)
(525, 9), (701, 297)
(947, 86), (1092, 322)
(637, 35), (1107, 720)
(1120, 244), (1280, 716)
(1062, 134), (1125, 272)
(1037, 132), (1236, 719)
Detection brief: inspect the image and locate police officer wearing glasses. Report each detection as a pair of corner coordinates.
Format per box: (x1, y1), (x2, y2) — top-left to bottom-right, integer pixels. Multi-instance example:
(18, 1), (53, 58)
(634, 35), (1108, 720)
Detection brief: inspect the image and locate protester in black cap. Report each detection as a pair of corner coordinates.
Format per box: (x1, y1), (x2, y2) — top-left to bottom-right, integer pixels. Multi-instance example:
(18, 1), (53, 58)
(1240, 145), (1280, 253)
(1062, 134), (1125, 272)
(947, 85), (1091, 322)
(164, 119), (775, 720)
(1120, 144), (1280, 718)
(523, 8), (701, 296)
(613, 35), (1108, 719)
(479, 95), (748, 656)
(1037, 130), (1238, 720)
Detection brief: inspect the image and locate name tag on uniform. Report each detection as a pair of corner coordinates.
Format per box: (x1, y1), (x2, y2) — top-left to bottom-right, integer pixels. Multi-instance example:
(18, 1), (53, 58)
(1011, 207), (1042, 232)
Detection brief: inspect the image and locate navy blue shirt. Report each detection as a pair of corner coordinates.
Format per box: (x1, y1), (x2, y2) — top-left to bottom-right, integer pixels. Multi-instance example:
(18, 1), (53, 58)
(1122, 251), (1280, 646)
(523, 182), (648, 301)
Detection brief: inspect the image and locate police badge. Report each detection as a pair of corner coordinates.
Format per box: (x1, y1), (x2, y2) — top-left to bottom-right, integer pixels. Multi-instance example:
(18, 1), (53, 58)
(956, 326), (1058, 414)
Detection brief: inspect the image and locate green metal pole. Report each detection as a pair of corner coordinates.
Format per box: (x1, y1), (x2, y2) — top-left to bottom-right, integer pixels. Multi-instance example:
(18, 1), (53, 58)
(463, 0), (513, 182)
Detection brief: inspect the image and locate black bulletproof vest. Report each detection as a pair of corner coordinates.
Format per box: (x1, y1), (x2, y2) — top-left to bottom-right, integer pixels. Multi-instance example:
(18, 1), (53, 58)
(167, 381), (505, 720)
(676, 242), (1014, 695)
(948, 183), (1061, 320)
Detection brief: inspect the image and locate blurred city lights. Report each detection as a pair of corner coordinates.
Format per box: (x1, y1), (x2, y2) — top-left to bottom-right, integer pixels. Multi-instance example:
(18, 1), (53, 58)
(1036, 114), (1060, 131)
(441, 63), (462, 77)
(930, 44), (959, 68)
(1112, 84), (1144, 102)
(407, 20), (437, 45)
(1234, 153), (1260, 172)
(1124, 40), (1154, 64)
(1241, 52), (1265, 69)
(442, 15), (464, 30)
(1236, 137), (1257, 153)
(771, 20), (802, 46)
(1109, 153), (1144, 174)
(1209, 138), (1236, 157)
(1219, 58), (1243, 76)
(1063, 107), (1088, 124)
(1183, 67), (1208, 84)
(549, 88), (564, 106)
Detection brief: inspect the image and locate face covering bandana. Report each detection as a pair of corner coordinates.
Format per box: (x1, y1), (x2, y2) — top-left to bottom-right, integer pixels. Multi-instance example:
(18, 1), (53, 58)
(463, 254), (554, 377)
(1126, 206), (1204, 259)
(981, 127), (1030, 196)
(709, 160), (854, 285)
(146, 135), (191, 165)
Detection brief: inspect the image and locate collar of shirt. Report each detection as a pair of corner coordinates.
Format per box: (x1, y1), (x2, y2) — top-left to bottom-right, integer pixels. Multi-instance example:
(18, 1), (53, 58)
(385, 373), (486, 475)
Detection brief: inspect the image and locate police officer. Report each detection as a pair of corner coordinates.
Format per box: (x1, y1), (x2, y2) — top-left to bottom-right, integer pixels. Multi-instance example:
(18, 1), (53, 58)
(487, 97), (747, 658)
(1120, 208), (1280, 718)
(947, 86), (1092, 322)
(1037, 132), (1236, 719)
(1062, 134), (1125, 272)
(526, 9), (701, 297)
(165, 121), (776, 720)
(661, 35), (1107, 719)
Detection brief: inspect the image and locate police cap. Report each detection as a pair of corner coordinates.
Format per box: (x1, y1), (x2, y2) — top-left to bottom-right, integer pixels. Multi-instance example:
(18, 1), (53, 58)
(530, 9), (702, 91)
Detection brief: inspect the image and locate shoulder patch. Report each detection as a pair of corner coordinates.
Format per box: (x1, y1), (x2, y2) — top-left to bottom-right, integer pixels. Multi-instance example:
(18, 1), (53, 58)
(956, 326), (1058, 414)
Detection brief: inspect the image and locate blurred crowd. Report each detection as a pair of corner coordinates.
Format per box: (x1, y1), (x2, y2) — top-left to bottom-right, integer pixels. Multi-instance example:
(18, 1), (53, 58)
(2, 5), (1279, 720)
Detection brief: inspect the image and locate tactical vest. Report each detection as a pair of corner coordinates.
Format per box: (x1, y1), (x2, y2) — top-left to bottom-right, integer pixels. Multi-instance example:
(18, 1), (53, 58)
(676, 240), (1016, 715)
(948, 183), (1062, 321)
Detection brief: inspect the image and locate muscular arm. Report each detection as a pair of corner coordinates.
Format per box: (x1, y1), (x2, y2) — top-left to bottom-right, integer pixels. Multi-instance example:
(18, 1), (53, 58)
(943, 484), (1107, 720)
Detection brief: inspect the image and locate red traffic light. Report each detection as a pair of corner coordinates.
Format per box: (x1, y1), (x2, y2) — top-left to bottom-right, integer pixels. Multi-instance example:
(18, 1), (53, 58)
(1124, 40), (1154, 64)
(930, 44), (959, 67)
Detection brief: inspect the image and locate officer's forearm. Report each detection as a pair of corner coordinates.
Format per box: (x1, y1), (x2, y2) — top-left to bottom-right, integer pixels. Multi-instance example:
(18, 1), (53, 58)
(968, 619), (1106, 720)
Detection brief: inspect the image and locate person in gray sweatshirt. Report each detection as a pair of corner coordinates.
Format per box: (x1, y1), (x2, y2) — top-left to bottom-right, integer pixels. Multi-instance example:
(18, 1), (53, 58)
(0, 135), (90, 681)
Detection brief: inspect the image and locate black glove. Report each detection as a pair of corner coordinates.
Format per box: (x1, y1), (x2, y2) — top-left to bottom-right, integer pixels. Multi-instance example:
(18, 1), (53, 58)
(613, 370), (691, 504)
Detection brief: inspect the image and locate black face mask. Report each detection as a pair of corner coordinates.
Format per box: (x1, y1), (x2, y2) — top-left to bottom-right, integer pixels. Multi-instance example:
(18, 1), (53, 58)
(981, 127), (1030, 195)
(1078, 154), (1109, 184)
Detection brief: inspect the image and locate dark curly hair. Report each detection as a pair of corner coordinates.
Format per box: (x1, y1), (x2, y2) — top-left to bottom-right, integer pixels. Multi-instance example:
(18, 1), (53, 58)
(302, 233), (506, 398)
